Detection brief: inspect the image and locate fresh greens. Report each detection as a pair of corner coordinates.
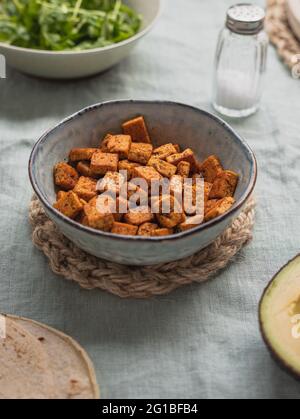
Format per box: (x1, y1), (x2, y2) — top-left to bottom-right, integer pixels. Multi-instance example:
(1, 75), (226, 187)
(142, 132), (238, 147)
(0, 0), (142, 51)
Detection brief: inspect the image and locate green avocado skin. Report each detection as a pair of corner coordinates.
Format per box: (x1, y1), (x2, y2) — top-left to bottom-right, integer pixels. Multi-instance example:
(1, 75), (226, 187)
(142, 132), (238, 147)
(258, 254), (300, 382)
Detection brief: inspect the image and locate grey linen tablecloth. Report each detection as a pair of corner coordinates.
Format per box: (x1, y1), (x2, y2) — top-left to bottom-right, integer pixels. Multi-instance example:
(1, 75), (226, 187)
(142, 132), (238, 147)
(0, 0), (299, 399)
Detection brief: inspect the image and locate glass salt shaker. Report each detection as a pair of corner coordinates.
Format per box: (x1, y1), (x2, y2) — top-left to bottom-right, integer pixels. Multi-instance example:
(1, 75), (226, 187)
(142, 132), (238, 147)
(212, 4), (269, 118)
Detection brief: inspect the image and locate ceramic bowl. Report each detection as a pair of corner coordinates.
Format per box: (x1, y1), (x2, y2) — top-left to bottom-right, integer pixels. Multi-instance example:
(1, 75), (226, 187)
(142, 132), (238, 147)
(29, 100), (257, 266)
(0, 0), (161, 79)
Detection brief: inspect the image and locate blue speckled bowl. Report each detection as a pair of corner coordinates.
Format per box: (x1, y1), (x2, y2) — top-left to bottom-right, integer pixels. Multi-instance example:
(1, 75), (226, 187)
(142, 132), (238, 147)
(29, 100), (257, 266)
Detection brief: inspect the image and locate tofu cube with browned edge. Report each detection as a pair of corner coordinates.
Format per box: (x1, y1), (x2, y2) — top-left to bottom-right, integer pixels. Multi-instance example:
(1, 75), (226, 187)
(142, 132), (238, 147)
(54, 191), (83, 219)
(204, 197), (235, 221)
(156, 195), (184, 229)
(54, 162), (79, 191)
(200, 155), (224, 183)
(97, 171), (126, 195)
(83, 201), (114, 231)
(73, 176), (97, 201)
(124, 207), (154, 226)
(69, 148), (97, 162)
(76, 161), (96, 178)
(179, 214), (204, 232)
(205, 199), (219, 215)
(152, 228), (173, 237)
(148, 157), (177, 178)
(90, 151), (119, 176)
(111, 222), (138, 236)
(128, 143), (153, 165)
(170, 175), (184, 196)
(166, 148), (197, 170)
(177, 161), (190, 178)
(209, 170), (239, 199)
(57, 190), (67, 201)
(138, 222), (159, 236)
(153, 143), (178, 160)
(122, 116), (151, 144)
(102, 134), (132, 159)
(132, 166), (162, 186)
(118, 160), (141, 180)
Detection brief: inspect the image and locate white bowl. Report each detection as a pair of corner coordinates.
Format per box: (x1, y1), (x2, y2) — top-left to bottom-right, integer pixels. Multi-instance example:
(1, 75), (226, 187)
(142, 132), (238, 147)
(0, 0), (161, 79)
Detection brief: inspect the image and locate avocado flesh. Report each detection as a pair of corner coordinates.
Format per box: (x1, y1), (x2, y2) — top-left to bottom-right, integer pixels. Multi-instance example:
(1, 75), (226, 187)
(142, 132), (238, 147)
(260, 255), (300, 377)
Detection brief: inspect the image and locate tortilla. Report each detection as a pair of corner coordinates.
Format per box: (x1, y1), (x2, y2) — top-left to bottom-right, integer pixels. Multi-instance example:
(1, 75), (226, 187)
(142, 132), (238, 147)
(0, 317), (57, 399)
(7, 315), (100, 399)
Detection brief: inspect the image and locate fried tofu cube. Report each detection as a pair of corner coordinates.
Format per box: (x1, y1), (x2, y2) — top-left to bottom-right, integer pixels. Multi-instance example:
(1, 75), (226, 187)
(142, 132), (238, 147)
(102, 134), (132, 159)
(128, 143), (153, 165)
(54, 162), (79, 191)
(205, 199), (219, 215)
(90, 151), (119, 175)
(152, 228), (173, 237)
(132, 166), (162, 186)
(156, 195), (184, 228)
(147, 156), (177, 178)
(179, 214), (204, 232)
(166, 148), (197, 169)
(76, 161), (97, 178)
(126, 182), (148, 206)
(111, 222), (138, 236)
(138, 222), (159, 236)
(170, 175), (184, 195)
(153, 143), (178, 160)
(204, 197), (235, 221)
(87, 195), (99, 207)
(203, 182), (213, 202)
(80, 198), (88, 206)
(113, 196), (129, 222)
(122, 116), (151, 144)
(183, 183), (196, 215)
(91, 194), (125, 222)
(200, 155), (223, 183)
(99, 134), (111, 152)
(185, 181), (213, 215)
(118, 160), (140, 180)
(97, 171), (126, 195)
(93, 193), (114, 209)
(57, 190), (67, 200)
(124, 206), (154, 226)
(73, 176), (97, 201)
(177, 161), (190, 177)
(69, 148), (97, 162)
(54, 191), (83, 219)
(83, 201), (114, 231)
(209, 170), (239, 199)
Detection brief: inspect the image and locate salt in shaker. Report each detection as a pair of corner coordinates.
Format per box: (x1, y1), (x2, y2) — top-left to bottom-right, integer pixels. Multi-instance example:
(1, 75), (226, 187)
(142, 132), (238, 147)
(212, 4), (269, 118)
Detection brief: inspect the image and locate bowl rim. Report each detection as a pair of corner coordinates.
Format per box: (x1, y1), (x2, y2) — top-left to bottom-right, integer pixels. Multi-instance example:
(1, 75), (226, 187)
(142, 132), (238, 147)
(0, 0), (162, 56)
(29, 99), (257, 242)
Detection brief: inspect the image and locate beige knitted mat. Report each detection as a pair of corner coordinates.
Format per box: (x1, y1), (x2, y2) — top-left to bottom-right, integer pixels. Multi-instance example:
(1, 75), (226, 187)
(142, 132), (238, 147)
(266, 0), (300, 70)
(29, 196), (256, 299)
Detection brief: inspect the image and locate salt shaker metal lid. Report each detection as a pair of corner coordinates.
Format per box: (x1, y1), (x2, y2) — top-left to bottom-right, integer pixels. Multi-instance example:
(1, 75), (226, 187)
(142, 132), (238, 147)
(226, 3), (266, 35)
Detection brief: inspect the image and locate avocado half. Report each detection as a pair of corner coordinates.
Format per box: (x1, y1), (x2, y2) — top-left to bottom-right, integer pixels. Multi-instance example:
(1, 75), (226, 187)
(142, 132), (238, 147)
(259, 254), (300, 379)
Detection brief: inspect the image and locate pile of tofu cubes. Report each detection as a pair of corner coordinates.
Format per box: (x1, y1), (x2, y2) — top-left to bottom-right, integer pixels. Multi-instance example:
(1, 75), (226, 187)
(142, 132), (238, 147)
(53, 116), (238, 237)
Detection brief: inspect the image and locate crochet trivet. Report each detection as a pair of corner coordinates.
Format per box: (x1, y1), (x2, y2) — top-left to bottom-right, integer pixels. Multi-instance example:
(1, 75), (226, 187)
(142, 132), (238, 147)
(266, 0), (300, 71)
(29, 195), (256, 299)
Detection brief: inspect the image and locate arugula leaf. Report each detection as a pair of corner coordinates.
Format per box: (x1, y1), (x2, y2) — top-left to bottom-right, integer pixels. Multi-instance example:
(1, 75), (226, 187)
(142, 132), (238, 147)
(0, 0), (142, 50)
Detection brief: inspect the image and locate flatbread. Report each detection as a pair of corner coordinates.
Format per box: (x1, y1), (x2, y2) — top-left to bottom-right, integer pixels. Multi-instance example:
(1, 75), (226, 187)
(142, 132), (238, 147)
(0, 317), (57, 399)
(7, 315), (100, 399)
